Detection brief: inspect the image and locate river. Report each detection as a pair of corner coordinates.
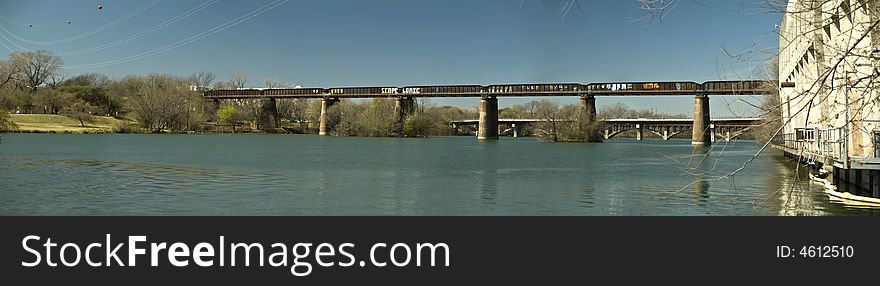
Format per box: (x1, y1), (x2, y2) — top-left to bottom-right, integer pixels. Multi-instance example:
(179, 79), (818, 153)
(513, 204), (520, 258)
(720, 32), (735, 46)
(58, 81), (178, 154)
(0, 133), (876, 215)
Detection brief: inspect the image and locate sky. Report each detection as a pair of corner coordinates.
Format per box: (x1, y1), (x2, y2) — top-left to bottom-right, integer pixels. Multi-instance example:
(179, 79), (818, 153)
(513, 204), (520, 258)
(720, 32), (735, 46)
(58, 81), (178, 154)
(0, 0), (783, 117)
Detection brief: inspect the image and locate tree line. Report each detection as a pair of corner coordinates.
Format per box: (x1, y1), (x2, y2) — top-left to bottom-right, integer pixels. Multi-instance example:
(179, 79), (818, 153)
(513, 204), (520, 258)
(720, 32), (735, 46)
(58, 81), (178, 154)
(1, 50), (698, 139)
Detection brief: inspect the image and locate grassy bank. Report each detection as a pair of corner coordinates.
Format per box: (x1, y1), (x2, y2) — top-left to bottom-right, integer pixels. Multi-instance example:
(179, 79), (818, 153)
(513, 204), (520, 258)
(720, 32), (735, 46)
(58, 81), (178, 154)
(8, 114), (134, 134)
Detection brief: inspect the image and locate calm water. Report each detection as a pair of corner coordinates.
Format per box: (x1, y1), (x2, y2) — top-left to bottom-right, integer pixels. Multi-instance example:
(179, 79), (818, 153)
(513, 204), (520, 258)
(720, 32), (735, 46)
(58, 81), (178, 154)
(0, 133), (877, 215)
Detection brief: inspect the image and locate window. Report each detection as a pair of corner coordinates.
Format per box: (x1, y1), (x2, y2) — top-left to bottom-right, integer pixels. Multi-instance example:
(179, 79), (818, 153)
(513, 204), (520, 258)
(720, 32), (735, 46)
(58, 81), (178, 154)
(874, 130), (879, 158)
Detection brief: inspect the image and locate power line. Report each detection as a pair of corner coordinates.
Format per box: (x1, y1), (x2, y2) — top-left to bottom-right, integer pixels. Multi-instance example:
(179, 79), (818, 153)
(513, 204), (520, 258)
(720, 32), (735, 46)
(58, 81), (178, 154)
(54, 0), (218, 56)
(0, 0), (161, 46)
(67, 0), (289, 69)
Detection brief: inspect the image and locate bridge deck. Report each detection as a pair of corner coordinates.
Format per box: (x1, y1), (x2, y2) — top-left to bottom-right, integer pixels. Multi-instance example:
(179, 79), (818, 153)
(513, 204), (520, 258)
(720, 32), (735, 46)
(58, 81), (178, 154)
(451, 118), (762, 124)
(204, 81), (773, 99)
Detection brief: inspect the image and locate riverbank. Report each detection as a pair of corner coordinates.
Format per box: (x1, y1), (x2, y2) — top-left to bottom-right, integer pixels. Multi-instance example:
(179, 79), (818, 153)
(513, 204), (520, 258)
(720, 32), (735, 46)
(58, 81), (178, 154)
(7, 114), (131, 134)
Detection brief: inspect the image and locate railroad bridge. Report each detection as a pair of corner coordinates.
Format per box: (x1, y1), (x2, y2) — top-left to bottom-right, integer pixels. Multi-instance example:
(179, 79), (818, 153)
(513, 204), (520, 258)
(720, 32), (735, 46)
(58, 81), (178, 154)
(450, 118), (761, 142)
(204, 80), (773, 146)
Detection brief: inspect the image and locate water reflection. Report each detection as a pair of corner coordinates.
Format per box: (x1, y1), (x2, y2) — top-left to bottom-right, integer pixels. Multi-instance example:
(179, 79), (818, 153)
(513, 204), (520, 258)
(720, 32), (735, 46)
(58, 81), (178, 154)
(0, 134), (878, 215)
(693, 180), (710, 205)
(579, 185), (595, 208)
(688, 146), (712, 206)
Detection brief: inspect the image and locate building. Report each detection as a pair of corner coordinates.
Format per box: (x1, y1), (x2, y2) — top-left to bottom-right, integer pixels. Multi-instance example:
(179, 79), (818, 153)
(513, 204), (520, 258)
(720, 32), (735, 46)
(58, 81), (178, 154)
(778, 0), (880, 198)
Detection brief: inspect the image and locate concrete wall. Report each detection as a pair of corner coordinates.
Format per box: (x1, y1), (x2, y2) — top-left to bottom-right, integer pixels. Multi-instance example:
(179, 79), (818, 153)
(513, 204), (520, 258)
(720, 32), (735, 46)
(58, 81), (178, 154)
(779, 0), (880, 159)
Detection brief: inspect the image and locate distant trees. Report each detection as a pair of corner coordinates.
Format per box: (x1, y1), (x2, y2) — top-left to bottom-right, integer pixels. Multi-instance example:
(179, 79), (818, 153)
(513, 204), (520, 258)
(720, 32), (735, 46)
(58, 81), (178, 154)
(218, 105), (239, 124)
(61, 99), (97, 127)
(188, 72), (216, 91)
(263, 77), (283, 88)
(217, 105), (240, 132)
(0, 51), (63, 113)
(0, 59), (21, 89)
(56, 85), (114, 116)
(228, 72), (249, 89)
(330, 99), (398, 137)
(490, 99), (684, 142)
(317, 98), (474, 137)
(0, 109), (15, 131)
(532, 100), (564, 141)
(126, 74), (205, 133)
(33, 89), (73, 114)
(11, 51), (63, 94)
(597, 102), (686, 119)
(403, 112), (435, 137)
(277, 99), (311, 132)
(526, 100), (600, 142)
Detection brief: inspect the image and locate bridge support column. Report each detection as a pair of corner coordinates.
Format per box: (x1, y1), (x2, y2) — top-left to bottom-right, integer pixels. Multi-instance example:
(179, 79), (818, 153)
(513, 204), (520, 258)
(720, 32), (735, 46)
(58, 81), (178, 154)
(663, 127), (670, 140)
(636, 124), (644, 141)
(451, 123), (459, 136)
(478, 96), (499, 140)
(395, 97), (415, 135)
(579, 95), (597, 123)
(319, 98), (337, 136)
(207, 99), (220, 122)
(692, 94), (711, 146)
(512, 123), (523, 138)
(710, 124), (716, 143)
(258, 98), (279, 131)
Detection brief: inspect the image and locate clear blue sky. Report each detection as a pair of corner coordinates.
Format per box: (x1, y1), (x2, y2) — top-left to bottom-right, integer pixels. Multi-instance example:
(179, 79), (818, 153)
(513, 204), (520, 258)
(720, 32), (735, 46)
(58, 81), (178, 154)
(0, 0), (781, 116)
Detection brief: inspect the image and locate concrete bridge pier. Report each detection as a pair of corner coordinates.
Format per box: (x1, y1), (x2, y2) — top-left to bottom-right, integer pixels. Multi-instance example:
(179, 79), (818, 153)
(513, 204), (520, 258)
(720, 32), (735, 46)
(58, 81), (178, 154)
(636, 123), (644, 141)
(207, 99), (221, 122)
(579, 95), (597, 123)
(692, 94), (711, 146)
(478, 96), (499, 139)
(395, 96), (415, 135)
(710, 124), (716, 143)
(319, 98), (338, 136)
(512, 123), (524, 138)
(395, 96), (415, 117)
(258, 98), (279, 130)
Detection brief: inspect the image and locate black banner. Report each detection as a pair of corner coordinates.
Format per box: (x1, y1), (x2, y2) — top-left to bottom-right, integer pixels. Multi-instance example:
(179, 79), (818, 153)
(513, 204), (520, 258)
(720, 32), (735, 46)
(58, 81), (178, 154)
(1, 217), (877, 284)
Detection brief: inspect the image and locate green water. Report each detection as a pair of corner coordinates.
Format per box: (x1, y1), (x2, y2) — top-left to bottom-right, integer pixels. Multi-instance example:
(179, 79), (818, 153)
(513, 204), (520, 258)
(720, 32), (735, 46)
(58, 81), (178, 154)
(0, 133), (876, 215)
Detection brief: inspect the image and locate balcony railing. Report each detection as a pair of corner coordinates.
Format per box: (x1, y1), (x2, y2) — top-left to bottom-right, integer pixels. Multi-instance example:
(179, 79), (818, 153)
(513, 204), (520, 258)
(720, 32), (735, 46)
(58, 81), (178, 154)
(781, 127), (846, 164)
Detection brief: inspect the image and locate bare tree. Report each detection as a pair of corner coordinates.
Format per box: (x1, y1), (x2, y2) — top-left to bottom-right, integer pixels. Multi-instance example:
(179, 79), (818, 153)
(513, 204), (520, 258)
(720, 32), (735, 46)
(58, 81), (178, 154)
(33, 89), (74, 114)
(188, 72), (216, 91)
(636, 0), (681, 24)
(277, 98), (311, 131)
(11, 50), (63, 93)
(263, 77), (284, 88)
(46, 71), (67, 89)
(61, 99), (97, 127)
(228, 72), (249, 89)
(64, 73), (110, 87)
(598, 102), (632, 119)
(0, 59), (22, 89)
(533, 100), (563, 142)
(127, 74), (205, 132)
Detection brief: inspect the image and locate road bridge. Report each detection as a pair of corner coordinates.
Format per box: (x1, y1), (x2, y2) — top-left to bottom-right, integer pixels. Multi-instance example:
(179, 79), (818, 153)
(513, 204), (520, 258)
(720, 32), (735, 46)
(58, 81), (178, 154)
(451, 118), (761, 142)
(203, 80), (773, 146)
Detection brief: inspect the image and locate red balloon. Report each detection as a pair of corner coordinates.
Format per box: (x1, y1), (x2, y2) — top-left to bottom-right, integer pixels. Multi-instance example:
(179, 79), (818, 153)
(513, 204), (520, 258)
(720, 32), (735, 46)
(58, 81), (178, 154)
(27, 24), (32, 28)
(98, 5), (103, 10)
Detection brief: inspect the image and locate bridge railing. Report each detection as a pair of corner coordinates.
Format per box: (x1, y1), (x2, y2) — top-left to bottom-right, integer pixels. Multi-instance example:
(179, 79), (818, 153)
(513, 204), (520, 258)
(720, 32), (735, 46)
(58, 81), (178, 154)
(782, 127), (845, 163)
(204, 80), (776, 98)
